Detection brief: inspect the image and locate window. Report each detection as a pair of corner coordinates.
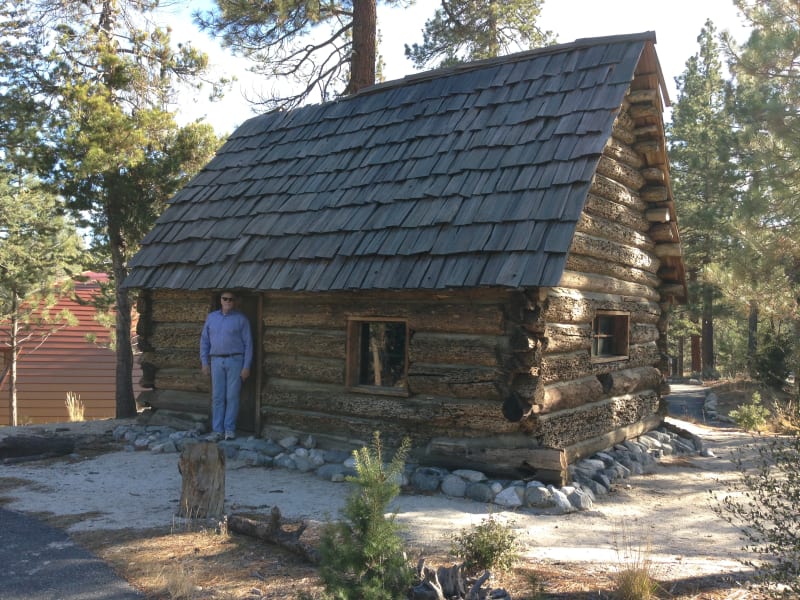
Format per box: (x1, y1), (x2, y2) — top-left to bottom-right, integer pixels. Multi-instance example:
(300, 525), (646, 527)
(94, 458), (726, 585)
(591, 311), (630, 360)
(346, 319), (408, 395)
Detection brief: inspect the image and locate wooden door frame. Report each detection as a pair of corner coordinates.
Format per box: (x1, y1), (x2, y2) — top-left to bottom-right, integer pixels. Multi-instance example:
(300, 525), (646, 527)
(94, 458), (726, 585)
(238, 292), (262, 435)
(253, 294), (263, 435)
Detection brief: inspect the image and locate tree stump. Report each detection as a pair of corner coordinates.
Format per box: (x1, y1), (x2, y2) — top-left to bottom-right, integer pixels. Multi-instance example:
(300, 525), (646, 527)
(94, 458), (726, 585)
(178, 442), (225, 518)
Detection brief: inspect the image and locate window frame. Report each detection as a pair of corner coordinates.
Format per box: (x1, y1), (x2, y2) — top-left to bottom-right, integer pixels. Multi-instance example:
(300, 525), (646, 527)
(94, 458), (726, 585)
(591, 310), (630, 362)
(345, 317), (410, 397)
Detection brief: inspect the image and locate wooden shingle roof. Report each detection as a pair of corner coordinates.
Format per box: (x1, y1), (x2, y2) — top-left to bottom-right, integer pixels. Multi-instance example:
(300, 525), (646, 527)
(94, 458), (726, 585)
(126, 32), (670, 293)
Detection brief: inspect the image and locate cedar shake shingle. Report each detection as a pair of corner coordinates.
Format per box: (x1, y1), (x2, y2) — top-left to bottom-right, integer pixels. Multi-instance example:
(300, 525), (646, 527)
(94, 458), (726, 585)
(126, 33), (664, 293)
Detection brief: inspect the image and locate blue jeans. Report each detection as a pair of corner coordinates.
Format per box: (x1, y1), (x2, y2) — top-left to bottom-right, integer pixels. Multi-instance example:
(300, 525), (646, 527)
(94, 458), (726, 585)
(210, 355), (244, 434)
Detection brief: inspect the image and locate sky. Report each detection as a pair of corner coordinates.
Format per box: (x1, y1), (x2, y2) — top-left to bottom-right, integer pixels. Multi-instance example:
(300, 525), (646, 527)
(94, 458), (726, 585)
(163, 0), (752, 135)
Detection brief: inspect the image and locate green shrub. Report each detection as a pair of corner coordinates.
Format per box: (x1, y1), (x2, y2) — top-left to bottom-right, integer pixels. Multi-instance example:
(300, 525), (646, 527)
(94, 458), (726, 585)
(450, 514), (520, 575)
(730, 391), (771, 432)
(318, 432), (413, 600)
(753, 331), (792, 390)
(712, 433), (800, 596)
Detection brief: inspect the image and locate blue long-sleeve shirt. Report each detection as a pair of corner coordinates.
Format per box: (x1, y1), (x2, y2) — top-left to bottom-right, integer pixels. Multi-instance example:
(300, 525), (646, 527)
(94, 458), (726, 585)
(200, 309), (253, 369)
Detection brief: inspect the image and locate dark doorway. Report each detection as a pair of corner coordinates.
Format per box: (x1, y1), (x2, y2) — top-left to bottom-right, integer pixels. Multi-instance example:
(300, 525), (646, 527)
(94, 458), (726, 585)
(235, 294), (260, 434)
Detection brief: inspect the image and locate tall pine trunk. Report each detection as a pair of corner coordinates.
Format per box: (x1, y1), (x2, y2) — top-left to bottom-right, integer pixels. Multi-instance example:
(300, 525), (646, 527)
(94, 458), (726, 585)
(346, 0), (377, 95)
(747, 300), (758, 378)
(689, 270), (701, 374)
(108, 205), (136, 418)
(8, 292), (19, 426)
(99, 0), (135, 418)
(702, 282), (715, 377)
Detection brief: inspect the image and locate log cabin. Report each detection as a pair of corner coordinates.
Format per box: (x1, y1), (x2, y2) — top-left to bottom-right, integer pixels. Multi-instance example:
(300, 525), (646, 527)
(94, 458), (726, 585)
(124, 32), (687, 483)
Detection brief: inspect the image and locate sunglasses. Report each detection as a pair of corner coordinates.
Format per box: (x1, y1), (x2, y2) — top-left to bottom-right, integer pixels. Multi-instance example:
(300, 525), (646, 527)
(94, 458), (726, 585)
(221, 296), (235, 301)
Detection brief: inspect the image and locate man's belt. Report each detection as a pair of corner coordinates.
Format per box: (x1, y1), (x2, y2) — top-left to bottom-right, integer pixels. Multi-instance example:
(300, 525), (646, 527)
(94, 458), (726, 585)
(210, 353), (243, 358)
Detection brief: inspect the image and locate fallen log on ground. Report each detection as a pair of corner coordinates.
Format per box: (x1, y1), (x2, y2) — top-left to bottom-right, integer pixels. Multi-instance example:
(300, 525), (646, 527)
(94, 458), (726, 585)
(227, 508), (321, 565)
(0, 435), (75, 462)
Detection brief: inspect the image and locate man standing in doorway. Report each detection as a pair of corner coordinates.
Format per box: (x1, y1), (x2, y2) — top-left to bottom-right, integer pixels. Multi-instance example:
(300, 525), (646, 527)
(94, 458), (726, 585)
(200, 291), (253, 441)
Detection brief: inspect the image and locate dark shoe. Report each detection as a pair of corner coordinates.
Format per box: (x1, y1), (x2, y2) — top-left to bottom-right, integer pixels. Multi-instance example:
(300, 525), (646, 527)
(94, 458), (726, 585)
(206, 432), (222, 442)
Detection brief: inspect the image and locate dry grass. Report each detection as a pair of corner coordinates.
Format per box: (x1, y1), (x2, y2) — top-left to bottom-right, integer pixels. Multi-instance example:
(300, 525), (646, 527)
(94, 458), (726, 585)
(157, 561), (199, 599)
(61, 522), (766, 600)
(65, 391), (85, 422)
(612, 523), (661, 600)
(72, 524), (327, 600)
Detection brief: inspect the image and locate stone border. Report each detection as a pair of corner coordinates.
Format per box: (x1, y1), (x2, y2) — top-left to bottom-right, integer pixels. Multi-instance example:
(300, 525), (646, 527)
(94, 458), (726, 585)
(111, 423), (704, 515)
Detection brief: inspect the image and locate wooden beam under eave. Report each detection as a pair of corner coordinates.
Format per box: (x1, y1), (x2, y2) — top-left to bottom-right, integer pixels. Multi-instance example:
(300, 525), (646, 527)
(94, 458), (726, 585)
(660, 283), (686, 301)
(641, 167), (666, 184)
(629, 104), (660, 121)
(634, 124), (660, 138)
(649, 222), (678, 243)
(634, 140), (664, 165)
(654, 243), (682, 258)
(657, 265), (681, 281)
(646, 207), (670, 222)
(641, 186), (668, 203)
(627, 89), (659, 104)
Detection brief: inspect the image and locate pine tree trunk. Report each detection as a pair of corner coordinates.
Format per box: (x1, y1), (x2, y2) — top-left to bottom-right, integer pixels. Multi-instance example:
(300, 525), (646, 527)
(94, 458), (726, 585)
(346, 0), (377, 95)
(688, 270), (701, 375)
(9, 292), (19, 426)
(702, 283), (715, 377)
(691, 334), (701, 374)
(747, 300), (758, 377)
(108, 207), (136, 418)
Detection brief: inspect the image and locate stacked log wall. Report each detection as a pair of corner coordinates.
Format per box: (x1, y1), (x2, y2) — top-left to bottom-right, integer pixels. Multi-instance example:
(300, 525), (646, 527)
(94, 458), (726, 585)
(135, 290), (212, 412)
(260, 289), (526, 450)
(134, 288), (534, 452)
(516, 96), (671, 451)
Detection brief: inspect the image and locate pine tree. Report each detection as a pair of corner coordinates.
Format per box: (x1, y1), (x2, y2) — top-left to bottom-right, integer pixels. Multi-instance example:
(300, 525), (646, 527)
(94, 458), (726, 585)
(319, 432), (413, 599)
(0, 3), (54, 177)
(195, 0), (410, 110)
(3, 0), (222, 417)
(669, 20), (738, 378)
(0, 175), (83, 425)
(405, 0), (554, 70)
(1, 3), (86, 424)
(725, 0), (800, 389)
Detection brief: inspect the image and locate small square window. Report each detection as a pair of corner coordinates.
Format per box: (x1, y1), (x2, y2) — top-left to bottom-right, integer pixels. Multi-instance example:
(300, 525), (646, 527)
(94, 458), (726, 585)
(592, 311), (630, 360)
(346, 319), (408, 395)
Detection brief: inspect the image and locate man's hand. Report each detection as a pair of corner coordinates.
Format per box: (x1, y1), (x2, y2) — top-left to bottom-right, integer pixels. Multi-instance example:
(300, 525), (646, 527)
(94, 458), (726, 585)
(241, 368), (250, 381)
(202, 364), (210, 376)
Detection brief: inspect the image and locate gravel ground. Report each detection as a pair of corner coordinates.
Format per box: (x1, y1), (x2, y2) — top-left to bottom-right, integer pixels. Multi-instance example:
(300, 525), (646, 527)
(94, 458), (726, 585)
(0, 414), (763, 588)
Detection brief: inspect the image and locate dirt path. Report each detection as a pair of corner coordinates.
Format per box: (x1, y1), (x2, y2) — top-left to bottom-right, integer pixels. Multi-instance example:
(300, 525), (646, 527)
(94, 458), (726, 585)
(401, 421), (757, 580)
(0, 417), (763, 590)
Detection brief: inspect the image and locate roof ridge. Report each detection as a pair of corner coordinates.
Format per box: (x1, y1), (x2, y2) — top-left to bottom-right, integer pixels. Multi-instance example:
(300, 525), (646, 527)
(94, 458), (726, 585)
(354, 31), (657, 98)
